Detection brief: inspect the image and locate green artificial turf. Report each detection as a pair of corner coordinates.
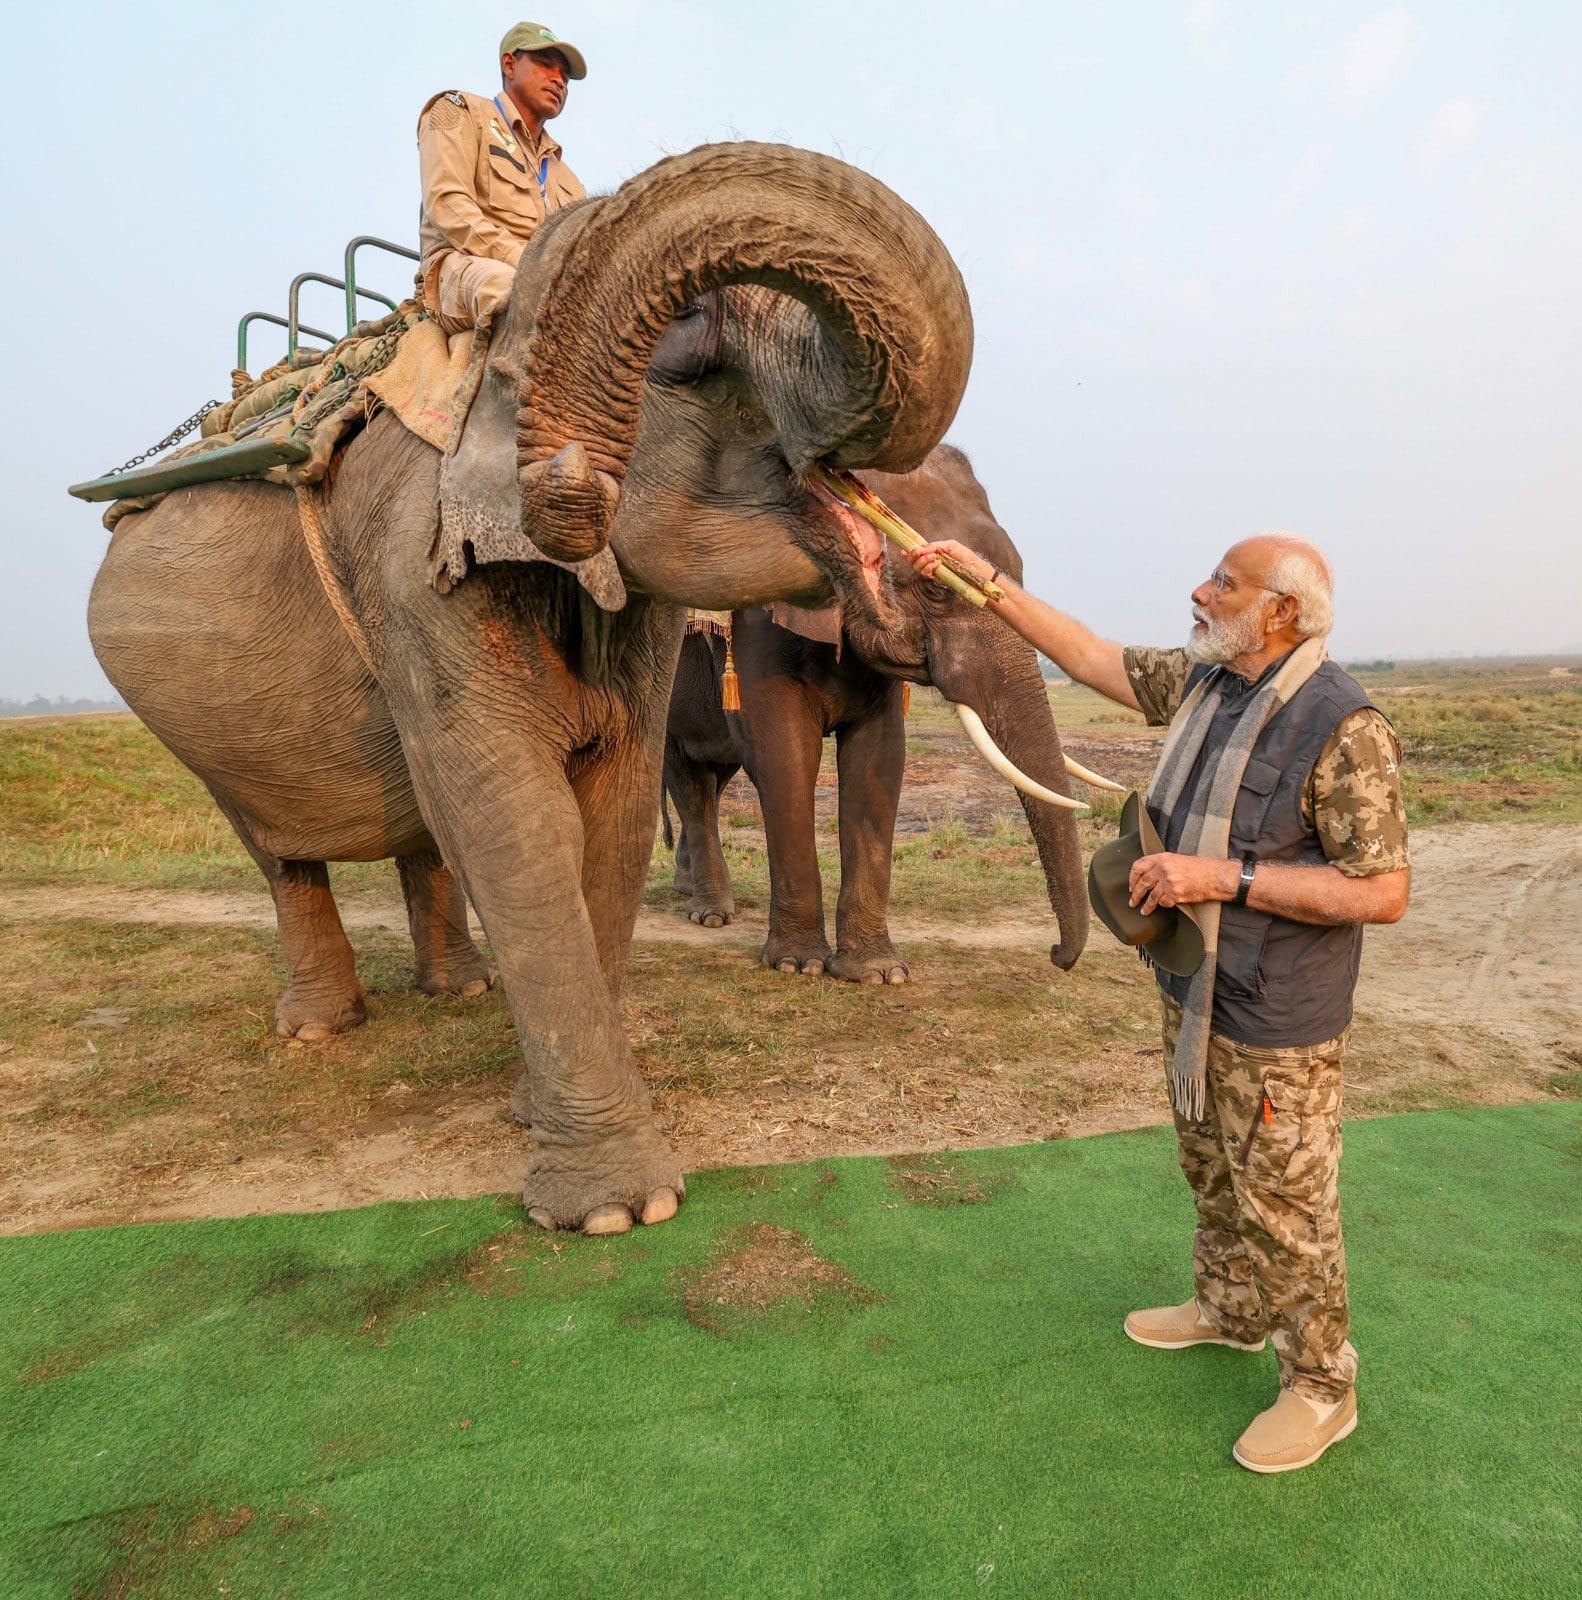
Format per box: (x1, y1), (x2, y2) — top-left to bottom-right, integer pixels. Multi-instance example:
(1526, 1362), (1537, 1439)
(2, 1104), (1577, 1599)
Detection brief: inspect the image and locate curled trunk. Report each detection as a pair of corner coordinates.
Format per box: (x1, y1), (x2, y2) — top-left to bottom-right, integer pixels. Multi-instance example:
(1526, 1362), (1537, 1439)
(504, 143), (973, 560)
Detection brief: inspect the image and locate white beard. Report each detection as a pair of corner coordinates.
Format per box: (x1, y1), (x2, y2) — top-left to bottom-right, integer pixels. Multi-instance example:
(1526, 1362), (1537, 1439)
(1184, 606), (1265, 665)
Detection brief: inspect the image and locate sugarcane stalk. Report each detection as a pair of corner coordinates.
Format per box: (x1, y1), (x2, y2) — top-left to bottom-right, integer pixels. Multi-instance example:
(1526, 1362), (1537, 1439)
(809, 465), (1006, 607)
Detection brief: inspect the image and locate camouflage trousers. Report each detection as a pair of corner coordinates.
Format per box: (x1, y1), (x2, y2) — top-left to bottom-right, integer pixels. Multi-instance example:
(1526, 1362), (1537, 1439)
(1161, 996), (1357, 1404)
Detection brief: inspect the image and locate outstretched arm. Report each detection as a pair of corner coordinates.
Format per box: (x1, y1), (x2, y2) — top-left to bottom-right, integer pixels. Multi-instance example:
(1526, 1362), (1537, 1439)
(905, 540), (1138, 709)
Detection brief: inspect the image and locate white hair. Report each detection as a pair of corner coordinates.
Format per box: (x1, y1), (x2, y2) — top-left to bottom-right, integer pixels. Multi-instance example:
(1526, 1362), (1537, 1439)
(1262, 536), (1334, 640)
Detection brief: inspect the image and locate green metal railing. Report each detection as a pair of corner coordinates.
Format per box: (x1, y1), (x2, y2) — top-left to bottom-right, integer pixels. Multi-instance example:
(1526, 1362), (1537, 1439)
(236, 310), (340, 373)
(70, 232), (425, 504)
(343, 236), (420, 333)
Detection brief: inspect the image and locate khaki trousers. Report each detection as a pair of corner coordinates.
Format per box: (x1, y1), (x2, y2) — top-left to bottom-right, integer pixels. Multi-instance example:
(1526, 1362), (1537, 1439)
(432, 253), (515, 335)
(1161, 995), (1357, 1404)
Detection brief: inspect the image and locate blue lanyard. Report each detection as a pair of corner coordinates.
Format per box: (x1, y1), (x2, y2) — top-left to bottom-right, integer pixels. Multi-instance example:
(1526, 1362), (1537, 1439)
(494, 96), (551, 203)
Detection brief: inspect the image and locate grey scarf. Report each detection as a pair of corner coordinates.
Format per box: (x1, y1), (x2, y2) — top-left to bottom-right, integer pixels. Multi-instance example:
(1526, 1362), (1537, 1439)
(1147, 637), (1327, 1119)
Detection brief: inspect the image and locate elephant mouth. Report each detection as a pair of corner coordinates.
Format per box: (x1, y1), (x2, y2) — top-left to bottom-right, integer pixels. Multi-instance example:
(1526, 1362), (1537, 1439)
(802, 473), (889, 611)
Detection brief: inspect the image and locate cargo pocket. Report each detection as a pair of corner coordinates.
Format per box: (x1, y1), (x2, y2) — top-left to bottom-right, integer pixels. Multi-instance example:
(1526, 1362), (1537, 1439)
(1216, 905), (1269, 999)
(1239, 1059), (1341, 1201)
(487, 146), (543, 233)
(1230, 758), (1282, 849)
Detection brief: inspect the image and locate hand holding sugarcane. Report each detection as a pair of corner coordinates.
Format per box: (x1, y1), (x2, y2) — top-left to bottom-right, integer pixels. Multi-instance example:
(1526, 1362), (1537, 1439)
(901, 536), (1006, 599)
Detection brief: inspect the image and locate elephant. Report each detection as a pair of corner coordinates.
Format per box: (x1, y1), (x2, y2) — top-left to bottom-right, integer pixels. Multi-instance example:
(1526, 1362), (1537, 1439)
(85, 143), (973, 1234)
(662, 445), (1102, 984)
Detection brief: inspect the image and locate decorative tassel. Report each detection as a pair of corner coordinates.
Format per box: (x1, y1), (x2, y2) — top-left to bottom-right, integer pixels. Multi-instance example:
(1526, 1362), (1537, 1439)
(721, 619), (741, 713)
(901, 682), (911, 716)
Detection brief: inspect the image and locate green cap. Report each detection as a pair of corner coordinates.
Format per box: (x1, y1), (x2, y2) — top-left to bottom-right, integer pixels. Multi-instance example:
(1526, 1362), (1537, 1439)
(499, 22), (587, 79)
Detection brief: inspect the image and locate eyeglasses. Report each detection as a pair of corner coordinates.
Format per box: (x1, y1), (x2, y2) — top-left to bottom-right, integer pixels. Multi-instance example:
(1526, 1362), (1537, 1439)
(1208, 566), (1276, 596)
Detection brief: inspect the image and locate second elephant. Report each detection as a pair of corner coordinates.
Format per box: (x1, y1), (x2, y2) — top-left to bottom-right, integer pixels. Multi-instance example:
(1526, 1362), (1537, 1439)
(663, 445), (1094, 983)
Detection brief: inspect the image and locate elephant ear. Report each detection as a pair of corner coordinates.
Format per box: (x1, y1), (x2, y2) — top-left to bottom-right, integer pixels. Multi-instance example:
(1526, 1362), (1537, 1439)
(766, 601), (842, 648)
(433, 342), (626, 610)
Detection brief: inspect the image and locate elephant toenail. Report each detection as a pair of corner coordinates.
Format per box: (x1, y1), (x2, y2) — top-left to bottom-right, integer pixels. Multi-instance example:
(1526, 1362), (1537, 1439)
(582, 1204), (634, 1236)
(641, 1188), (680, 1225)
(527, 1207), (555, 1230)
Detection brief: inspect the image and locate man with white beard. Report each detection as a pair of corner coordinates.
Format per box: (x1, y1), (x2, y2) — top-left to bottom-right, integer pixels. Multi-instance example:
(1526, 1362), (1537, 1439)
(906, 532), (1410, 1473)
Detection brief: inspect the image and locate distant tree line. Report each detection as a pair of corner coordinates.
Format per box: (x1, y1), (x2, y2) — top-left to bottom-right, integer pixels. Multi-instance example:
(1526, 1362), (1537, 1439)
(0, 695), (128, 718)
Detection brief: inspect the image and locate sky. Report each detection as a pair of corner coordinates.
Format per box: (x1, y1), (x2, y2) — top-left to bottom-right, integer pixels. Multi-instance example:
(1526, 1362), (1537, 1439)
(5, 0), (1579, 698)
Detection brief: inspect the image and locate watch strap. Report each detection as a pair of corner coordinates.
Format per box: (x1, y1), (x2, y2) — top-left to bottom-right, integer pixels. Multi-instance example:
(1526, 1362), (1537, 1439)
(1233, 851), (1258, 908)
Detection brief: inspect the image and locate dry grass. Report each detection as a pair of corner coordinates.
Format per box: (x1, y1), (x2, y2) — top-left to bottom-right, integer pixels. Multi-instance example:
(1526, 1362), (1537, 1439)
(3, 906), (1570, 1230)
(2, 664), (1577, 1228)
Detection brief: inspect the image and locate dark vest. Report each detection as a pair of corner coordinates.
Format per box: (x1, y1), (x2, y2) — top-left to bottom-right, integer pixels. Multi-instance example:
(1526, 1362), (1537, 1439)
(1148, 657), (1376, 1048)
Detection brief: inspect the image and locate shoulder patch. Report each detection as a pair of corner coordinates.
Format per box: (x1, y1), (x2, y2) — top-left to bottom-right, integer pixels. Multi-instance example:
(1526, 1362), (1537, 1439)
(417, 89), (469, 133)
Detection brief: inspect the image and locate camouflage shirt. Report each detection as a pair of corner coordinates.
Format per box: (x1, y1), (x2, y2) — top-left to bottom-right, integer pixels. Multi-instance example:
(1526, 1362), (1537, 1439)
(1122, 646), (1410, 877)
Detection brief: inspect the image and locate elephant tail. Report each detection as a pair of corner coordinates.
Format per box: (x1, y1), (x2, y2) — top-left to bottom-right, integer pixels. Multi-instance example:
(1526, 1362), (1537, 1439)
(660, 786), (675, 853)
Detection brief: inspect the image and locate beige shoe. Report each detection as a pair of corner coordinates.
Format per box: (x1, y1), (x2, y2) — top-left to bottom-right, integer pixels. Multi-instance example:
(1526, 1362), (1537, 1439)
(1123, 1298), (1266, 1352)
(1232, 1388), (1358, 1473)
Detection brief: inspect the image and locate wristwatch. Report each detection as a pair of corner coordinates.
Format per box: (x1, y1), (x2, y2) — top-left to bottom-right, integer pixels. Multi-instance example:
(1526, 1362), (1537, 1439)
(1233, 851), (1258, 908)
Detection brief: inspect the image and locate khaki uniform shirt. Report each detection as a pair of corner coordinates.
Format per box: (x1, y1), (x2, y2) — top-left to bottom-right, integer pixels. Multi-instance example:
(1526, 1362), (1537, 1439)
(416, 89), (586, 301)
(1122, 645), (1410, 878)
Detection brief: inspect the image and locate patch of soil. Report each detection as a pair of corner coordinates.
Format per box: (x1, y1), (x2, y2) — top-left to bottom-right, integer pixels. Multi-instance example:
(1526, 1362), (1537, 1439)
(181, 1505), (256, 1550)
(674, 1223), (880, 1337)
(887, 1153), (993, 1206)
(79, 1501), (257, 1600)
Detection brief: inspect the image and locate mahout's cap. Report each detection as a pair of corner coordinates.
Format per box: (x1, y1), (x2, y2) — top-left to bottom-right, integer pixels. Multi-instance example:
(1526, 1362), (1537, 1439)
(500, 22), (587, 79)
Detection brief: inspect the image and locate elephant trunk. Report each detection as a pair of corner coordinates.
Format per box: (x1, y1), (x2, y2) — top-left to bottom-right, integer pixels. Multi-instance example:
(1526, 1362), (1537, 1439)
(961, 640), (1090, 971)
(508, 142), (973, 561)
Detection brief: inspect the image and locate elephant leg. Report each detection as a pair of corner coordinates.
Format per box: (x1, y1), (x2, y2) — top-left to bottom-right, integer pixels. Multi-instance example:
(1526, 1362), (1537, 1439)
(573, 731), (669, 1003)
(671, 811), (695, 897)
(387, 704), (682, 1233)
(397, 849), (491, 998)
(217, 799), (366, 1039)
(828, 693), (909, 985)
(663, 747), (737, 928)
(747, 685), (831, 976)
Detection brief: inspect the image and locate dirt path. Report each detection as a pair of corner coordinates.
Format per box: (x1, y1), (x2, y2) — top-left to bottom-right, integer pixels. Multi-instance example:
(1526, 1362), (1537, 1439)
(9, 821), (1579, 1045)
(4, 822), (1576, 1233)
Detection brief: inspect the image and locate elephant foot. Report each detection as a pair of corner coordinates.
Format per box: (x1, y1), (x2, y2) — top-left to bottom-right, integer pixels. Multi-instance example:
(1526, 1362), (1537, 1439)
(759, 932), (832, 978)
(686, 894), (735, 930)
(829, 944), (910, 986)
(414, 956), (494, 1000)
(521, 1130), (687, 1234)
(672, 866), (696, 897)
(274, 983), (367, 1042)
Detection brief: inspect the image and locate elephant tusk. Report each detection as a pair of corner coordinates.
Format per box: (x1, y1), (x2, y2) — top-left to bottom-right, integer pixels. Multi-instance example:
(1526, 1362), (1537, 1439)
(951, 702), (1088, 812)
(1063, 754), (1128, 794)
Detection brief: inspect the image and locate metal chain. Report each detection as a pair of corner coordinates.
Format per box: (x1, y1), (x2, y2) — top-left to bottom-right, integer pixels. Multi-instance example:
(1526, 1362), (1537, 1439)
(292, 323), (408, 437)
(101, 312), (411, 480)
(105, 399), (224, 475)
